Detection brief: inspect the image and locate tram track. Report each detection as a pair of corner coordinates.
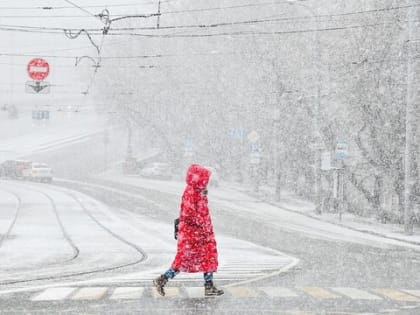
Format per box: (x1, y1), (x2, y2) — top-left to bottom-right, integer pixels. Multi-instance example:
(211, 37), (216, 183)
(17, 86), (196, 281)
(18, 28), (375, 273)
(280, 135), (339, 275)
(0, 181), (148, 287)
(40, 191), (80, 262)
(0, 189), (21, 249)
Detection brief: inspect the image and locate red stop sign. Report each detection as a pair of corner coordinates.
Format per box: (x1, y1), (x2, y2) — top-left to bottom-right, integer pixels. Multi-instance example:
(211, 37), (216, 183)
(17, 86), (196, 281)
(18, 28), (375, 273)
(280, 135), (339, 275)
(27, 58), (50, 81)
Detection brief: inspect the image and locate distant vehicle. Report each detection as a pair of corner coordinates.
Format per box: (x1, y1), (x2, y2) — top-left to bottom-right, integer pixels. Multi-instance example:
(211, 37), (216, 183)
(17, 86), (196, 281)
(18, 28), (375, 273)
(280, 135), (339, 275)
(0, 160), (31, 179)
(30, 163), (53, 183)
(139, 162), (172, 180)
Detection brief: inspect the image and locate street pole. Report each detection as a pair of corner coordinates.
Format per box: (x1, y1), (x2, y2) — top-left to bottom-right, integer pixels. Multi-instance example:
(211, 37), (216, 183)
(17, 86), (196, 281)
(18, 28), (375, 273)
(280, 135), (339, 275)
(272, 71), (283, 202)
(274, 106), (282, 202)
(403, 5), (417, 235)
(287, 0), (322, 213)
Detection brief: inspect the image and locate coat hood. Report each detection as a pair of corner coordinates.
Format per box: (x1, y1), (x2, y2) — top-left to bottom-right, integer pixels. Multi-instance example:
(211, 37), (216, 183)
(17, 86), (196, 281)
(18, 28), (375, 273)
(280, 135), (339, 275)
(185, 164), (211, 189)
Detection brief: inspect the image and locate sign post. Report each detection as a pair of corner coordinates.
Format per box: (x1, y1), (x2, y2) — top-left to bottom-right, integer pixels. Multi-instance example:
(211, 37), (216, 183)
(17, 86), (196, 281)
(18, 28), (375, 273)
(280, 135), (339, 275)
(335, 140), (348, 221)
(26, 58), (51, 95)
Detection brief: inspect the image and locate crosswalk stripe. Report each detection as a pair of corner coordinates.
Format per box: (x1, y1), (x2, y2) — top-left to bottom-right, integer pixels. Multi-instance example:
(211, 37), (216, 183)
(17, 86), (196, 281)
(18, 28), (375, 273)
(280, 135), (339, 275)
(300, 287), (341, 299)
(226, 287), (258, 298)
(404, 290), (420, 298)
(27, 286), (420, 302)
(110, 287), (144, 300)
(185, 287), (204, 298)
(31, 287), (76, 301)
(71, 287), (108, 300)
(152, 287), (180, 298)
(260, 287), (298, 298)
(372, 289), (420, 302)
(331, 287), (382, 300)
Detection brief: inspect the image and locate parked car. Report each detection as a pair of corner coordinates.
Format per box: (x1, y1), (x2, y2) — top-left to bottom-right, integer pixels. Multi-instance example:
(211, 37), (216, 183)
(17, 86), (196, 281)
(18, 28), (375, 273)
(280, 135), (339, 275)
(0, 160), (31, 179)
(139, 162), (172, 180)
(30, 163), (53, 183)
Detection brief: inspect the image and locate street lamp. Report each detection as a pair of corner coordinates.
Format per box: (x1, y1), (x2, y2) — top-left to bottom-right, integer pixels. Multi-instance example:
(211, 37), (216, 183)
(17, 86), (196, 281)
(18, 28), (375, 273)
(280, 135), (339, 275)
(287, 0), (323, 213)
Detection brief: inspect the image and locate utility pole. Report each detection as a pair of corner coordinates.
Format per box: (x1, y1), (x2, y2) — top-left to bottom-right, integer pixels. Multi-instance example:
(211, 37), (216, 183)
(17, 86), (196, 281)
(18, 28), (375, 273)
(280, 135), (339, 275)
(287, 0), (323, 213)
(273, 69), (284, 202)
(157, 0), (161, 29)
(403, 5), (417, 235)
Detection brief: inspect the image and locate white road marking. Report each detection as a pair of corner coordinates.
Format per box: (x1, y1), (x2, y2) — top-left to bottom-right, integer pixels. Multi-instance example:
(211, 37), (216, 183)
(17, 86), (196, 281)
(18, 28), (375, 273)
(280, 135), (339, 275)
(110, 287), (144, 299)
(152, 287), (180, 298)
(71, 287), (108, 300)
(226, 287), (258, 298)
(260, 287), (298, 298)
(373, 289), (420, 302)
(185, 287), (204, 298)
(31, 287), (77, 301)
(300, 287), (341, 299)
(25, 286), (420, 302)
(331, 287), (382, 300)
(404, 290), (420, 298)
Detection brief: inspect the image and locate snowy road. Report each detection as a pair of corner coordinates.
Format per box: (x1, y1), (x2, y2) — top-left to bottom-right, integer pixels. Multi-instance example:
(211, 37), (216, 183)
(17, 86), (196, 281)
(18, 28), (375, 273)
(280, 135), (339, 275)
(1, 122), (420, 314)
(0, 181), (146, 285)
(0, 180), (296, 292)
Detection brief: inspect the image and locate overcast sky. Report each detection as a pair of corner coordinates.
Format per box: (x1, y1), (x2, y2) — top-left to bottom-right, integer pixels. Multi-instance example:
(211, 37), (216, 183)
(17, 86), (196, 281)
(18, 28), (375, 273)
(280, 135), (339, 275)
(0, 1), (169, 108)
(0, 0), (337, 109)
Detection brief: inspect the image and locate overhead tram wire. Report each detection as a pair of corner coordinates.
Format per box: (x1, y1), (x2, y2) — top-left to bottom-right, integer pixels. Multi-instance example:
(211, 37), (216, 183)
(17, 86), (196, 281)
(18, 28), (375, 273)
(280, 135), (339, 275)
(61, 0), (98, 19)
(0, 2), (416, 41)
(60, 1), (107, 95)
(0, 0), (296, 10)
(0, 0), (182, 10)
(0, 20), (407, 45)
(0, 9), (417, 34)
(0, 22), (409, 39)
(0, 2), (419, 22)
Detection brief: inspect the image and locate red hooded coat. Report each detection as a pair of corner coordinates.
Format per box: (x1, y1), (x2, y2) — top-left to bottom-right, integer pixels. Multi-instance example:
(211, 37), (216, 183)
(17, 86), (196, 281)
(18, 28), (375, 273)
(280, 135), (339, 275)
(171, 164), (219, 273)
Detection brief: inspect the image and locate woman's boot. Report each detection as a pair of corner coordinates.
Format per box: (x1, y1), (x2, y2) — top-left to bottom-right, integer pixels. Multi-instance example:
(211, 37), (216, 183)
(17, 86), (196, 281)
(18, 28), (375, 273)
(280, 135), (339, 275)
(153, 275), (168, 296)
(204, 281), (224, 296)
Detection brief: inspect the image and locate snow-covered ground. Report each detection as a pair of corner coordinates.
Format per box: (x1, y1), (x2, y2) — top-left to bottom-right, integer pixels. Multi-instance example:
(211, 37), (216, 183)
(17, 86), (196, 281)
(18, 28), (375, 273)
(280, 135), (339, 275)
(2, 108), (419, 250)
(0, 180), (297, 294)
(92, 169), (420, 251)
(0, 110), (106, 163)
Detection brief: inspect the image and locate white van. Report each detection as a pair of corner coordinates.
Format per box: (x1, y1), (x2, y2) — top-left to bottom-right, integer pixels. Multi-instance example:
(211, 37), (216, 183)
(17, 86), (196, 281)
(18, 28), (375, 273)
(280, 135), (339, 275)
(30, 163), (53, 183)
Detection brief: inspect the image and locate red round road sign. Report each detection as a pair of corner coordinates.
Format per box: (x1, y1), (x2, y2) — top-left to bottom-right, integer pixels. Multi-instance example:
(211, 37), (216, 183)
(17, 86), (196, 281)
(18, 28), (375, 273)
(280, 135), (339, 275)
(27, 58), (50, 81)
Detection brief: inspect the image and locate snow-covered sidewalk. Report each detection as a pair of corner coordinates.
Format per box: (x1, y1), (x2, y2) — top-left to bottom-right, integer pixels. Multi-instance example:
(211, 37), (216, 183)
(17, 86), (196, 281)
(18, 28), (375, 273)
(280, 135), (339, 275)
(232, 183), (420, 247)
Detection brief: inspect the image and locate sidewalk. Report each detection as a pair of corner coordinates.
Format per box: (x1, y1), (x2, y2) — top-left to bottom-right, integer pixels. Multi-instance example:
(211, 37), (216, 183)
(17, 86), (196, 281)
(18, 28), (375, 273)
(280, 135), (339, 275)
(235, 183), (420, 247)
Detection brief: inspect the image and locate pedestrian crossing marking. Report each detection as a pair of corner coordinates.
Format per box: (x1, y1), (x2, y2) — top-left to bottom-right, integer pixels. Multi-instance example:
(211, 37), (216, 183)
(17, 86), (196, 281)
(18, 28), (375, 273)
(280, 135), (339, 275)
(185, 287), (204, 298)
(260, 287), (298, 298)
(404, 290), (420, 298)
(31, 287), (76, 301)
(331, 287), (382, 300)
(71, 287), (108, 300)
(372, 289), (420, 302)
(110, 287), (144, 300)
(300, 287), (341, 299)
(226, 287), (258, 298)
(26, 286), (420, 303)
(152, 287), (179, 298)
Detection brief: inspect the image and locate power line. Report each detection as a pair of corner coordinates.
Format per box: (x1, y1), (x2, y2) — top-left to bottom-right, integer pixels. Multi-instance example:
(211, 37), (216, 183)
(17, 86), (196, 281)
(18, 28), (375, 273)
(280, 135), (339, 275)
(104, 22), (404, 38)
(61, 0), (97, 19)
(0, 50), (242, 59)
(0, 1), (418, 19)
(0, 0), (180, 10)
(0, 11), (412, 34)
(0, 20), (402, 38)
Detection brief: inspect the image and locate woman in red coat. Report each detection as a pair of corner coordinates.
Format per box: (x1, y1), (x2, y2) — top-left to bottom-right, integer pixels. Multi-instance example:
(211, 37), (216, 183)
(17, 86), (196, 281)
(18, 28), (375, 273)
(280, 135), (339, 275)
(154, 164), (224, 296)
